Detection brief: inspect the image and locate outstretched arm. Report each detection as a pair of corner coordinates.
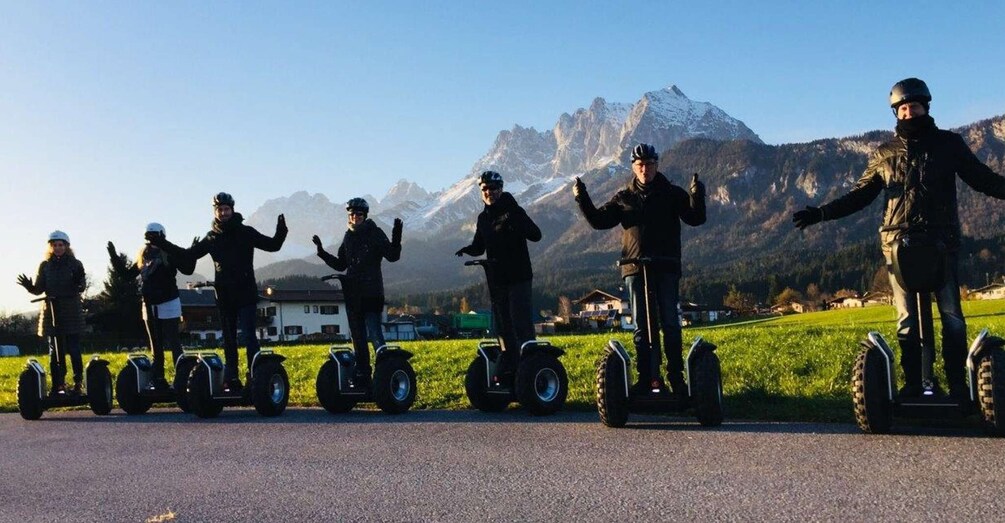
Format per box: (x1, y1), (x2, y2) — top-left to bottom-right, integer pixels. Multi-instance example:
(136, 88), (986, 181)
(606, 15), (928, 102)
(680, 173), (706, 226)
(573, 177), (622, 230)
(253, 214), (288, 252)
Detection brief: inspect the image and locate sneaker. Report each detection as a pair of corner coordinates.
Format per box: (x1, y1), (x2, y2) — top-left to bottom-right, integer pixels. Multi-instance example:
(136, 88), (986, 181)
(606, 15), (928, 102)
(49, 384), (66, 397)
(71, 382), (83, 395)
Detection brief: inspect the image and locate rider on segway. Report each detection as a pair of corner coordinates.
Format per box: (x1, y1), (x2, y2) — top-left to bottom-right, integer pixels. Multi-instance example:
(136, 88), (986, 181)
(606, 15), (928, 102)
(573, 144), (706, 399)
(313, 197), (402, 388)
(793, 78), (1005, 403)
(455, 171), (542, 384)
(107, 223), (196, 391)
(147, 192), (287, 391)
(17, 231), (88, 396)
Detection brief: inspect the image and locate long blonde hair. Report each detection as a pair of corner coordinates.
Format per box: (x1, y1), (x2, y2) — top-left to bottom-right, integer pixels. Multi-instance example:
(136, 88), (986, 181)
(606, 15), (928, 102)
(45, 242), (75, 261)
(136, 244), (169, 268)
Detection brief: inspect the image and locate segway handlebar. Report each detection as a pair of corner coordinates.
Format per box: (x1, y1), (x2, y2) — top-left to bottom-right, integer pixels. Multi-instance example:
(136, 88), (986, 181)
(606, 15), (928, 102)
(320, 273), (347, 282)
(191, 281), (215, 289)
(463, 259), (496, 268)
(617, 256), (679, 267)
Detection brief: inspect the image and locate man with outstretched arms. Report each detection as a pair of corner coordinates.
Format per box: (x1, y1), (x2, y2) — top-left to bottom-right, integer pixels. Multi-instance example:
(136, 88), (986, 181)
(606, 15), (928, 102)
(793, 78), (1005, 400)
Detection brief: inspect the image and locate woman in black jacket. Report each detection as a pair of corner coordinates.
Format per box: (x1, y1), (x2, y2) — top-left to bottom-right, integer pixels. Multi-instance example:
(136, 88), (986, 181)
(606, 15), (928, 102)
(456, 171), (542, 379)
(108, 223), (196, 389)
(17, 230), (87, 394)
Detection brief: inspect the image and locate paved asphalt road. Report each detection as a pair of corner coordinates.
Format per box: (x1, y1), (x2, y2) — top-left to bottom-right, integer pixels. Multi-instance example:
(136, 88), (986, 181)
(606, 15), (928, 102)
(1, 408), (1004, 522)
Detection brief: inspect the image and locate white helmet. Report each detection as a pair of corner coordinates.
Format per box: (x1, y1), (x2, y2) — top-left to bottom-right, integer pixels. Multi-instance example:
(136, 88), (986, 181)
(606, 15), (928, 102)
(48, 230), (70, 244)
(145, 222), (166, 236)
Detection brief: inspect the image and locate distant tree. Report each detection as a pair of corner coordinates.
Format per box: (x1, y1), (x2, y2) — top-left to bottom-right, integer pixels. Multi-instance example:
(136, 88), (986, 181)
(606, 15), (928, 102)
(89, 250), (144, 347)
(805, 283), (823, 311)
(557, 295), (573, 321)
(774, 287), (804, 306)
(723, 284), (757, 315)
(834, 288), (859, 298)
(459, 296), (470, 314)
(766, 275), (781, 304)
(870, 266), (892, 294)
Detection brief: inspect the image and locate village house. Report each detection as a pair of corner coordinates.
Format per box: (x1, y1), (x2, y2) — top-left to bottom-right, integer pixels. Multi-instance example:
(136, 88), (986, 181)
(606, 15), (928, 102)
(257, 287), (352, 342)
(178, 287), (223, 344)
(972, 282), (1005, 301)
(575, 289), (632, 331)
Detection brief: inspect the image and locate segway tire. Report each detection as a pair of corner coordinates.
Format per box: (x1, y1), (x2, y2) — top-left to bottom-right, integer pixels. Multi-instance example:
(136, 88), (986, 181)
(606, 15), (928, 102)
(977, 349), (1005, 437)
(596, 352), (629, 428)
(87, 364), (114, 416)
(17, 369), (44, 420)
(187, 365), (223, 419)
(116, 366), (152, 415)
(173, 358), (197, 413)
(515, 353), (568, 416)
(851, 346), (892, 434)
(316, 359), (357, 413)
(252, 360), (289, 417)
(373, 357), (417, 414)
(691, 351), (724, 427)
(464, 358), (509, 412)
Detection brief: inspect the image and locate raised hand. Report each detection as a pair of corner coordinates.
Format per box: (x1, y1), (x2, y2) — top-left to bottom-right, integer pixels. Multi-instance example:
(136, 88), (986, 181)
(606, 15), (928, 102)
(572, 177), (587, 199)
(690, 172), (704, 194)
(16, 273), (32, 290)
(312, 235), (323, 248)
(391, 218), (403, 245)
(145, 231), (165, 245)
(191, 236), (201, 248)
(277, 214), (288, 235)
(454, 247), (467, 257)
(792, 206), (823, 230)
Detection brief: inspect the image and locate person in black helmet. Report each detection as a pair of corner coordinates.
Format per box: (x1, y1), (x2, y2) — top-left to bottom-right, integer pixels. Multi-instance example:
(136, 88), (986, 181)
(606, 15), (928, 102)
(456, 170), (542, 380)
(793, 78), (1005, 400)
(573, 144), (706, 397)
(313, 198), (402, 386)
(107, 223), (196, 390)
(148, 192), (287, 390)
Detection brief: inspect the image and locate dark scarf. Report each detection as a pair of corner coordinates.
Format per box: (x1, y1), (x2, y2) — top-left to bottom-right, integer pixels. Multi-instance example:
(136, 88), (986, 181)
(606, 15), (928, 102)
(211, 212), (244, 235)
(896, 115), (937, 140)
(633, 177), (655, 201)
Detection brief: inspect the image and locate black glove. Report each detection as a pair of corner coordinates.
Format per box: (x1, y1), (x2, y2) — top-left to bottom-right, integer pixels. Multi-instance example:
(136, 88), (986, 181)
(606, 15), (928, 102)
(145, 231), (166, 246)
(391, 218), (403, 245)
(690, 173), (704, 194)
(792, 206), (823, 230)
(191, 236), (201, 248)
(16, 273), (32, 290)
(455, 247), (467, 257)
(572, 177), (588, 200)
(277, 214), (288, 235)
(312, 234), (323, 253)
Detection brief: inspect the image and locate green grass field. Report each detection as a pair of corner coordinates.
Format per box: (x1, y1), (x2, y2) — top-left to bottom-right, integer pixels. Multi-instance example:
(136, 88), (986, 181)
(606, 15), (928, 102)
(3, 300), (1004, 421)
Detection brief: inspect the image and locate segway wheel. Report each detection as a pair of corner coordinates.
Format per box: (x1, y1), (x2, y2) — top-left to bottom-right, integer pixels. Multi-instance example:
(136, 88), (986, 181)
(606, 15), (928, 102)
(691, 352), (724, 427)
(851, 346), (893, 434)
(596, 352), (629, 428)
(977, 349), (1005, 437)
(16, 369), (44, 421)
(515, 353), (568, 416)
(87, 364), (114, 416)
(173, 358), (197, 413)
(464, 358), (509, 412)
(115, 366), (152, 415)
(187, 365), (223, 419)
(373, 357), (417, 414)
(252, 360), (289, 417)
(316, 359), (357, 414)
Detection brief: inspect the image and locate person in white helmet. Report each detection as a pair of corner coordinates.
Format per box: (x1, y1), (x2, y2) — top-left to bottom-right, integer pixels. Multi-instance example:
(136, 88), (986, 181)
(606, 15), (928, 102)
(107, 223), (196, 390)
(17, 231), (87, 394)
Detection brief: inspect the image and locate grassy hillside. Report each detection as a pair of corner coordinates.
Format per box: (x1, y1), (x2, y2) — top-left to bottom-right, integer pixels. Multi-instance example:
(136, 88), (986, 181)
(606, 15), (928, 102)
(3, 301), (1004, 421)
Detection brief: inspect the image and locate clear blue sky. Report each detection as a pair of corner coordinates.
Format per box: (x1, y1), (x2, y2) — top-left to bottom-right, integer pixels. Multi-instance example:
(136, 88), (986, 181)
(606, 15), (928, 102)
(2, 1), (1004, 313)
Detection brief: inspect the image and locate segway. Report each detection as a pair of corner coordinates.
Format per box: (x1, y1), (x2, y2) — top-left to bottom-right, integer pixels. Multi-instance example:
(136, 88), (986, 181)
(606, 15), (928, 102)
(180, 282), (290, 419)
(115, 301), (195, 415)
(315, 273), (417, 414)
(852, 235), (1005, 436)
(461, 259), (568, 416)
(16, 296), (114, 420)
(595, 257), (724, 428)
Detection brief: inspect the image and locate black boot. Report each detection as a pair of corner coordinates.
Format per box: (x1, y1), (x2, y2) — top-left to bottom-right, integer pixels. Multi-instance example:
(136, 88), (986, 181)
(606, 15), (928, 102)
(354, 364), (372, 389)
(667, 371), (688, 399)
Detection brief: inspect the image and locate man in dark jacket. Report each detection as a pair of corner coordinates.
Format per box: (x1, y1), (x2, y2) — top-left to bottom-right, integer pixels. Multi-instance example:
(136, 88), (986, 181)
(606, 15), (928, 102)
(574, 144), (706, 396)
(149, 192), (287, 390)
(313, 197), (402, 384)
(793, 78), (1005, 400)
(456, 171), (542, 378)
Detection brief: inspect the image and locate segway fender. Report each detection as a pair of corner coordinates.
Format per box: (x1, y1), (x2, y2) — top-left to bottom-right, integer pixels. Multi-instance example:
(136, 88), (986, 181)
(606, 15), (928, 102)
(251, 350), (286, 370)
(520, 340), (565, 359)
(86, 355), (110, 369)
(864, 332), (896, 402)
(125, 353), (153, 393)
(605, 340), (630, 398)
(375, 345), (413, 364)
(25, 359), (47, 398)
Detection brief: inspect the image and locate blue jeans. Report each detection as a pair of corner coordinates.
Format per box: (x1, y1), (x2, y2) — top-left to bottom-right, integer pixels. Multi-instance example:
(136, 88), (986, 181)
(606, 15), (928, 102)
(348, 308), (386, 369)
(220, 303), (259, 381)
(625, 271), (682, 384)
(888, 253), (967, 388)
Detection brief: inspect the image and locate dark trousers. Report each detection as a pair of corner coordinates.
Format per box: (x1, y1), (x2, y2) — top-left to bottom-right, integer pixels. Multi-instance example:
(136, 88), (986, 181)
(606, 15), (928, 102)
(220, 303), (259, 380)
(49, 333), (82, 387)
(889, 254), (967, 389)
(347, 308), (385, 370)
(488, 279), (534, 371)
(144, 315), (181, 379)
(625, 272), (683, 385)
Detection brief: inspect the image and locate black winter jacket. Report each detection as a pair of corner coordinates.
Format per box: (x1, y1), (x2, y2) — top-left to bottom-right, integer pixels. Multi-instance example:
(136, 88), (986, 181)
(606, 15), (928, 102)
(158, 213), (286, 309)
(317, 219), (400, 308)
(819, 126), (1005, 262)
(25, 254), (86, 337)
(577, 172), (705, 277)
(458, 192), (541, 285)
(110, 245), (196, 306)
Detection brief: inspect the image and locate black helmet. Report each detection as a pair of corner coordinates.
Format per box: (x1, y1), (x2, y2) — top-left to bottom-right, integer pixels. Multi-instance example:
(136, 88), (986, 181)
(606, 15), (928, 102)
(212, 192), (235, 208)
(631, 143), (659, 162)
(889, 78), (931, 109)
(346, 197), (369, 214)
(478, 170), (503, 187)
